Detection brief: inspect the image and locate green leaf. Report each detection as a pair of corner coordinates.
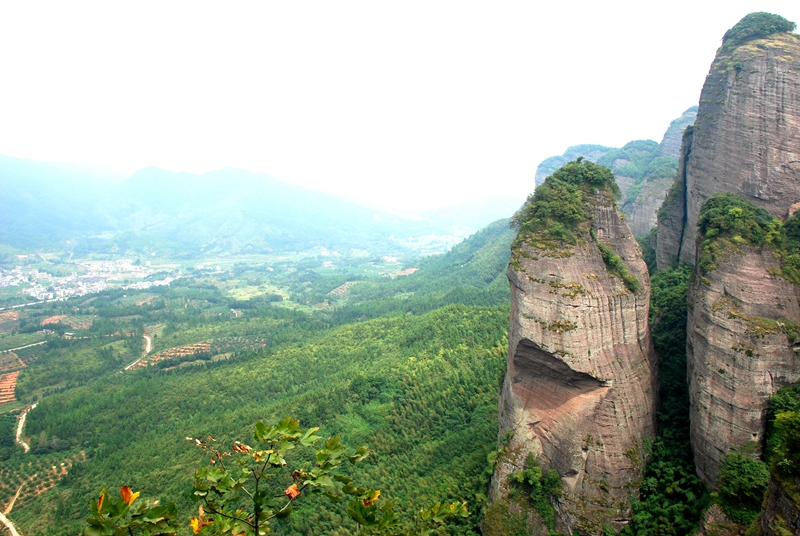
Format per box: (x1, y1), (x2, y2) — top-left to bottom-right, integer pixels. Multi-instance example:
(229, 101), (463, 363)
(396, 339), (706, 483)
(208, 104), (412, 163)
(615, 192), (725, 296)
(323, 491), (343, 503)
(300, 426), (321, 447)
(307, 474), (335, 488)
(346, 445), (370, 464)
(275, 506), (294, 519)
(342, 483), (368, 496)
(254, 420), (272, 441)
(83, 526), (108, 536)
(277, 441), (296, 455)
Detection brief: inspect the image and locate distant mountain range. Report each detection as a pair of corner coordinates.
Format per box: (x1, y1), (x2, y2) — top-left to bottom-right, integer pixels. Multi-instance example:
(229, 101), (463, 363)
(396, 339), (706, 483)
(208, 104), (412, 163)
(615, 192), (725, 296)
(0, 155), (521, 258)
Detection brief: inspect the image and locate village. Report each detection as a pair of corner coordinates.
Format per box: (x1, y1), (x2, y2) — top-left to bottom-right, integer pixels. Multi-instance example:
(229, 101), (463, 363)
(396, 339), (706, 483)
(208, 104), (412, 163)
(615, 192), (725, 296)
(0, 259), (181, 306)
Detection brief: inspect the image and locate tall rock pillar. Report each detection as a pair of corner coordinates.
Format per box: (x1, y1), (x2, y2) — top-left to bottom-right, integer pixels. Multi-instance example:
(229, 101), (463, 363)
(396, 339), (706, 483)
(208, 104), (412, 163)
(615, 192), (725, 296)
(490, 160), (657, 535)
(678, 31), (800, 266)
(664, 16), (800, 487)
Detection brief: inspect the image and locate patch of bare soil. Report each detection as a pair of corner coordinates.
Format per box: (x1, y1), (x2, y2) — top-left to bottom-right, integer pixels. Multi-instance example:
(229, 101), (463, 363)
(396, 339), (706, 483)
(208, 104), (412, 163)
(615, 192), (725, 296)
(0, 372), (19, 404)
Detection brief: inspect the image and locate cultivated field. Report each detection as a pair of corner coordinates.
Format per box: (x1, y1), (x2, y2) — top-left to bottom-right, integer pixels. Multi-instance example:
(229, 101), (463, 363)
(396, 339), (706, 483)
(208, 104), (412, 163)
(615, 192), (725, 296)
(0, 373), (19, 405)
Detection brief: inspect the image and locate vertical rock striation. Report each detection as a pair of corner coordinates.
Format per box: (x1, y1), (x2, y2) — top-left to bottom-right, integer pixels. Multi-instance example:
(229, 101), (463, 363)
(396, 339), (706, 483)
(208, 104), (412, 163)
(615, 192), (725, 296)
(623, 174), (679, 237)
(687, 239), (800, 485)
(657, 30), (800, 267)
(654, 14), (800, 490)
(655, 126), (692, 270)
(626, 106), (698, 239)
(761, 477), (800, 535)
(491, 161), (657, 535)
(658, 107), (699, 160)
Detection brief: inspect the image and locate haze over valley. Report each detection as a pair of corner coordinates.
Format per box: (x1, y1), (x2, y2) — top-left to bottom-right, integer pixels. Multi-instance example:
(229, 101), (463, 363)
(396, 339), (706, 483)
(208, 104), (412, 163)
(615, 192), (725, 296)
(3, 5), (800, 536)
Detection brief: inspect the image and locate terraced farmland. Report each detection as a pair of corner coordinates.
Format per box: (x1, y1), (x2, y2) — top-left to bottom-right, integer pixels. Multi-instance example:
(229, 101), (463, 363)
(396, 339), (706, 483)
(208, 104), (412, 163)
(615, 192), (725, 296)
(0, 373), (19, 405)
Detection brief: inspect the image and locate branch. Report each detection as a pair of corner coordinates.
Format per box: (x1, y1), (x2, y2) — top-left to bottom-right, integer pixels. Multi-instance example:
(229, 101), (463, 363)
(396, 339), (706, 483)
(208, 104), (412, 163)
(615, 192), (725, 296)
(203, 499), (254, 529)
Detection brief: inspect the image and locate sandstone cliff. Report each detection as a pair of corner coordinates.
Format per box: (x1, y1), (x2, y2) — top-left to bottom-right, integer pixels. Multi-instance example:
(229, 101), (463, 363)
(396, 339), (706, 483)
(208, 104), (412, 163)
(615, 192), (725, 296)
(655, 126), (692, 270)
(760, 477), (800, 535)
(656, 30), (800, 267)
(490, 161), (657, 535)
(687, 243), (800, 485)
(620, 107), (697, 237)
(692, 504), (745, 536)
(659, 107), (698, 160)
(623, 173), (678, 237)
(652, 16), (800, 494)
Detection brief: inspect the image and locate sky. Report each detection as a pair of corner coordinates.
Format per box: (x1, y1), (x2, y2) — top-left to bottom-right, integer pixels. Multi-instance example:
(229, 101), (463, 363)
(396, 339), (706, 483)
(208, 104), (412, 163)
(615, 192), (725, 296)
(1, 1), (800, 213)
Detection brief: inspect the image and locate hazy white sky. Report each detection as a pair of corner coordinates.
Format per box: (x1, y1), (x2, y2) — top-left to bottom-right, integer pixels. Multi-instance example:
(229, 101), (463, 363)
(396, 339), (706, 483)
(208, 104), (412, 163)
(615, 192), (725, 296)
(1, 1), (799, 212)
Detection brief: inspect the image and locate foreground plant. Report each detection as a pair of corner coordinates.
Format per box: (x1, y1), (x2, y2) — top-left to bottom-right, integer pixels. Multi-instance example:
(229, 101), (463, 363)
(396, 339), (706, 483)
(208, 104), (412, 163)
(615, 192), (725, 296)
(188, 417), (376, 535)
(84, 485), (180, 535)
(86, 417), (469, 535)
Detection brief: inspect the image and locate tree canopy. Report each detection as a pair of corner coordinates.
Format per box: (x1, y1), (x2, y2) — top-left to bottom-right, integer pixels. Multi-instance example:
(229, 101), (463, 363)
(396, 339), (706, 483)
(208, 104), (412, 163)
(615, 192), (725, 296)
(721, 12), (796, 51)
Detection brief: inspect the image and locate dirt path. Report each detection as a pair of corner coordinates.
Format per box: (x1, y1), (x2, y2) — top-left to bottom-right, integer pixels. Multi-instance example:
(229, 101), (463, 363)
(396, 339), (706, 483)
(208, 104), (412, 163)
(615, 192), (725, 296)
(0, 512), (22, 536)
(4, 482), (24, 514)
(15, 404), (36, 453)
(0, 341), (46, 355)
(123, 334), (152, 371)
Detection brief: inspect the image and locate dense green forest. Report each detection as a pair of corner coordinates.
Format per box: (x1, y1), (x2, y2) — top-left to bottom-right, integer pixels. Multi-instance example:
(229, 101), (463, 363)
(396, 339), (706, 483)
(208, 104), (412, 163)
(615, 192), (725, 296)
(15, 305), (508, 535)
(0, 220), (516, 535)
(622, 262), (708, 535)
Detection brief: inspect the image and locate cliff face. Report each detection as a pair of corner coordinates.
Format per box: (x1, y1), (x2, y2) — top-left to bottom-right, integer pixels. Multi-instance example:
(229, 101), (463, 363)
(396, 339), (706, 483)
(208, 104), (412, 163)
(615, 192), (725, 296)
(621, 107), (697, 237)
(687, 243), (800, 485)
(492, 166), (657, 534)
(653, 22), (800, 493)
(761, 477), (800, 536)
(658, 107), (698, 160)
(624, 174), (677, 237)
(692, 504), (745, 536)
(662, 32), (800, 266)
(655, 127), (692, 270)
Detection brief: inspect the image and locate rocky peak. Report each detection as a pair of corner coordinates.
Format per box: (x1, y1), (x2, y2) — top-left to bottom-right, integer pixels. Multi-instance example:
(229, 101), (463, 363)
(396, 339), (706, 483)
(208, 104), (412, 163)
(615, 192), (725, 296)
(533, 145), (614, 189)
(490, 160), (657, 535)
(658, 107), (698, 160)
(657, 20), (800, 267)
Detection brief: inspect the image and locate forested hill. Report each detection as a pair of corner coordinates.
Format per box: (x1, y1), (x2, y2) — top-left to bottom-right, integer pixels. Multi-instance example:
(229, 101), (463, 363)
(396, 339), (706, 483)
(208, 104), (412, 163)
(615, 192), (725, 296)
(328, 219), (515, 323)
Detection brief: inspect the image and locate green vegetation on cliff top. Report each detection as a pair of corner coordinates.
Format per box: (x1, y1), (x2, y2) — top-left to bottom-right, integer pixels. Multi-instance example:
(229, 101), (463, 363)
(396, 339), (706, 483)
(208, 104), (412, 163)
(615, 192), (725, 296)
(512, 159), (641, 292)
(512, 159), (618, 250)
(721, 12), (797, 53)
(697, 192), (800, 283)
